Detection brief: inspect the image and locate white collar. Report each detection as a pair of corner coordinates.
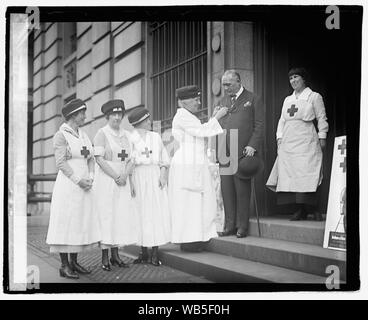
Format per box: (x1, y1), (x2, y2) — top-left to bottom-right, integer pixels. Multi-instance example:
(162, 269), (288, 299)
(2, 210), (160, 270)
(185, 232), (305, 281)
(60, 123), (80, 138)
(234, 86), (244, 100)
(178, 106), (199, 121)
(292, 87), (312, 101)
(105, 124), (125, 138)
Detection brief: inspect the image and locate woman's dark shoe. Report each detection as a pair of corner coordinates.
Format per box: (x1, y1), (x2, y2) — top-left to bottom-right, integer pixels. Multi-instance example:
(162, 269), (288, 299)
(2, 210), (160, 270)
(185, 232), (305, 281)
(313, 211), (323, 221)
(70, 261), (91, 274)
(101, 263), (111, 271)
(59, 265), (79, 279)
(133, 247), (149, 264)
(110, 257), (129, 268)
(151, 249), (162, 267)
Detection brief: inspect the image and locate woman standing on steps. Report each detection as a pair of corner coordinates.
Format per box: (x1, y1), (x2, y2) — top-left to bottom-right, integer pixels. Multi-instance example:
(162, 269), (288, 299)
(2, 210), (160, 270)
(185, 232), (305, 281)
(127, 107), (171, 266)
(46, 99), (101, 279)
(266, 67), (329, 221)
(93, 99), (139, 271)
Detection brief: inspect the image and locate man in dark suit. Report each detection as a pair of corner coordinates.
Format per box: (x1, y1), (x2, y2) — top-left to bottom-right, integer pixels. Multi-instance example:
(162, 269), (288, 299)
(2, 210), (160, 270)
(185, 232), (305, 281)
(215, 70), (264, 238)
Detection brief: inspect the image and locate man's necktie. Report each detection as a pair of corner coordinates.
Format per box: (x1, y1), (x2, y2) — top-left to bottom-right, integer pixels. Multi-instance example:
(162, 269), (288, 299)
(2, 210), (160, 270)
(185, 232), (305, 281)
(229, 96), (237, 113)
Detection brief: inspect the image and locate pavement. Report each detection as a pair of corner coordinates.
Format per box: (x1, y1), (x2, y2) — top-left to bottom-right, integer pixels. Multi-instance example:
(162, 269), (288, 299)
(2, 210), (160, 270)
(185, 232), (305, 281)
(27, 226), (211, 284)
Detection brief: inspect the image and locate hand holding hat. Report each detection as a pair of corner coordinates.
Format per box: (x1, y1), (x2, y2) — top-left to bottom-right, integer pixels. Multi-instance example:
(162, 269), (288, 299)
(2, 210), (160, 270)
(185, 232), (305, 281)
(243, 145), (256, 157)
(235, 152), (264, 180)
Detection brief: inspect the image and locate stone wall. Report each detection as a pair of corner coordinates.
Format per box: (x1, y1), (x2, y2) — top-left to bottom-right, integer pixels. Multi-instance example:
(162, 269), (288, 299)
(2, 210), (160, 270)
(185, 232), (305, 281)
(31, 22), (145, 214)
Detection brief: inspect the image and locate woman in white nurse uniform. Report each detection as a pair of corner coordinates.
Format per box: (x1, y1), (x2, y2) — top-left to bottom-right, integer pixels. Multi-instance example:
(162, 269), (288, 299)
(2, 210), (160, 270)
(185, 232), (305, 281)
(266, 67), (329, 221)
(127, 107), (171, 266)
(93, 99), (138, 271)
(46, 99), (101, 279)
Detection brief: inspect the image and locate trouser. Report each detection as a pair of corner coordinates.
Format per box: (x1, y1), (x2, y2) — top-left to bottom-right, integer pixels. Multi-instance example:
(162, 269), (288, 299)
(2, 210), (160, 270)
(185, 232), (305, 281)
(220, 174), (251, 232)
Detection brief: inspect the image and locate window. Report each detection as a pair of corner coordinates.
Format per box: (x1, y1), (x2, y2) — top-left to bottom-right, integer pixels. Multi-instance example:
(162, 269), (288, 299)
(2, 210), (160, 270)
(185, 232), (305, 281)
(150, 22), (207, 131)
(63, 22), (77, 58)
(62, 23), (77, 99)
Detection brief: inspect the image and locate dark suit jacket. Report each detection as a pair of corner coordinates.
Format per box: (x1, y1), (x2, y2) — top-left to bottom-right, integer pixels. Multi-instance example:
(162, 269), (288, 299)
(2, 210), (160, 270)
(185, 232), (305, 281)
(216, 87), (264, 168)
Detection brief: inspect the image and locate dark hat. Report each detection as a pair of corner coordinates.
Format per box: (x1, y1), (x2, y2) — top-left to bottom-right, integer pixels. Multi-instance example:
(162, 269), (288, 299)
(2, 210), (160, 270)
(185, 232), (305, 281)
(128, 107), (150, 126)
(101, 99), (125, 115)
(176, 85), (201, 100)
(235, 154), (264, 180)
(62, 99), (86, 118)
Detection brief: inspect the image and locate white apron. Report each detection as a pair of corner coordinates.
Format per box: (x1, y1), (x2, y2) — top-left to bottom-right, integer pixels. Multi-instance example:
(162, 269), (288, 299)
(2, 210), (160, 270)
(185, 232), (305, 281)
(267, 96), (323, 192)
(131, 131), (171, 247)
(94, 127), (139, 247)
(46, 129), (101, 247)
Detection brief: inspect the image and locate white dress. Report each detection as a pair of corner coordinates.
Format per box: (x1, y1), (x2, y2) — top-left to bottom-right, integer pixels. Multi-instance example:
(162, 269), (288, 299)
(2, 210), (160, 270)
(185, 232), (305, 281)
(266, 87), (329, 192)
(46, 123), (101, 253)
(93, 125), (139, 248)
(168, 108), (224, 243)
(129, 130), (171, 247)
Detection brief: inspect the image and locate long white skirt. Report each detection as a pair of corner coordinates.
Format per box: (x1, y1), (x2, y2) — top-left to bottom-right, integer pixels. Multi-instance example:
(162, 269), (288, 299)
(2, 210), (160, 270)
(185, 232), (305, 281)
(169, 162), (218, 243)
(94, 162), (139, 248)
(46, 160), (101, 253)
(133, 165), (171, 247)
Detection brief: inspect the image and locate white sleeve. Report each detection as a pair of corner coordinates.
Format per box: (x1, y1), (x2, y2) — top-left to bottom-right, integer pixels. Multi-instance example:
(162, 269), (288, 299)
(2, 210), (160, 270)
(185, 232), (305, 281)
(179, 113), (223, 138)
(276, 116), (285, 140)
(313, 93), (329, 139)
(276, 98), (288, 140)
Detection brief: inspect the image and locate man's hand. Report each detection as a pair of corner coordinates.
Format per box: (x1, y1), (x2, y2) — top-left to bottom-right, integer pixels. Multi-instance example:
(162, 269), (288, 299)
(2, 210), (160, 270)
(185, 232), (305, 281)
(243, 146), (256, 157)
(320, 138), (326, 150)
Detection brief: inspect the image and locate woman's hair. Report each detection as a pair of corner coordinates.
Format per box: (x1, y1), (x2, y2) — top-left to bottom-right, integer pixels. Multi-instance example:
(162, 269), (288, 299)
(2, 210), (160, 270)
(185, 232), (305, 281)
(288, 67), (310, 86)
(105, 110), (125, 120)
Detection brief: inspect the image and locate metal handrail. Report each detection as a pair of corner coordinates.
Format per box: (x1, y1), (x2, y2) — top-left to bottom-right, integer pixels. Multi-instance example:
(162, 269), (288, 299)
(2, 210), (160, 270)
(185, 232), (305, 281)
(28, 174), (57, 203)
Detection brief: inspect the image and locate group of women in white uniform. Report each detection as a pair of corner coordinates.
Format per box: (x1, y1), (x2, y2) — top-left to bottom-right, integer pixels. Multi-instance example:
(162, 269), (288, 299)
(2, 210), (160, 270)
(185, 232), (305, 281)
(46, 67), (329, 279)
(46, 98), (173, 279)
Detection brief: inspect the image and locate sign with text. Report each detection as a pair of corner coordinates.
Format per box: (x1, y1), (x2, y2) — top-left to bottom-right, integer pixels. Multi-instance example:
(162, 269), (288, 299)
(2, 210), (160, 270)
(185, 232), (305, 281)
(323, 136), (346, 251)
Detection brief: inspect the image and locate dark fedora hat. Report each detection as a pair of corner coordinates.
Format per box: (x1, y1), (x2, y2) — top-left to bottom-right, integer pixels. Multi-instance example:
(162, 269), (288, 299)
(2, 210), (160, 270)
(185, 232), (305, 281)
(235, 154), (264, 180)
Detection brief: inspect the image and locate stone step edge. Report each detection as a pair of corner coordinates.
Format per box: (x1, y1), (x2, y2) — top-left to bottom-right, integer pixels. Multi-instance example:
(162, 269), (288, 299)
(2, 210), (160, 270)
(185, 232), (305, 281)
(123, 244), (329, 284)
(208, 236), (346, 262)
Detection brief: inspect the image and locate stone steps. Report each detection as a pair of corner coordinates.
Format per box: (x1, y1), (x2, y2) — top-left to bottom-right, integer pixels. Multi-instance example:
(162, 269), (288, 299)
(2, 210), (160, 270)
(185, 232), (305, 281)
(124, 217), (346, 283)
(204, 235), (346, 280)
(123, 244), (328, 283)
(248, 217), (325, 246)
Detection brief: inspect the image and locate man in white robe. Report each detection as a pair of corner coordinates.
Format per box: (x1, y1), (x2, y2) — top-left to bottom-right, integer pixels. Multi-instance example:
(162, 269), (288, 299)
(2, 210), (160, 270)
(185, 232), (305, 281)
(168, 85), (228, 252)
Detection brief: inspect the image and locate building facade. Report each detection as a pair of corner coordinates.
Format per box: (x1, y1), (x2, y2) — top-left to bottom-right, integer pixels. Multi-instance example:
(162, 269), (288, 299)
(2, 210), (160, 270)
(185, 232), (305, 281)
(29, 14), (357, 217)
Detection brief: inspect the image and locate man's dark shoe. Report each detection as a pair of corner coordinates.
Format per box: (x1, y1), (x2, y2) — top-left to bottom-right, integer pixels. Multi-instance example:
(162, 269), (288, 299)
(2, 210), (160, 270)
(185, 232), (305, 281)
(236, 229), (247, 238)
(218, 229), (236, 237)
(313, 211), (324, 221)
(290, 209), (307, 221)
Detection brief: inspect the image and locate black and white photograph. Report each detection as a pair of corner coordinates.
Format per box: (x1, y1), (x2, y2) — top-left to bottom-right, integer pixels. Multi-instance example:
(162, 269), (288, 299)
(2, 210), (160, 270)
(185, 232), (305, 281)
(2, 0), (366, 300)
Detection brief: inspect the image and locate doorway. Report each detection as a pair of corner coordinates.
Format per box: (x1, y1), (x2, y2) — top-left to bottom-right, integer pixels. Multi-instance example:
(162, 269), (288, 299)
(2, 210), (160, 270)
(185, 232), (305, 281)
(255, 7), (361, 216)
